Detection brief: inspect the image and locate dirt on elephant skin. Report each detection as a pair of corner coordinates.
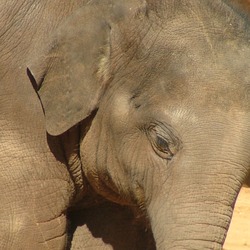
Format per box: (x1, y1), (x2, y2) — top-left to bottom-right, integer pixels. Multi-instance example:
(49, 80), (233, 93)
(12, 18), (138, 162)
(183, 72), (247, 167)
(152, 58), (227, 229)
(224, 187), (250, 250)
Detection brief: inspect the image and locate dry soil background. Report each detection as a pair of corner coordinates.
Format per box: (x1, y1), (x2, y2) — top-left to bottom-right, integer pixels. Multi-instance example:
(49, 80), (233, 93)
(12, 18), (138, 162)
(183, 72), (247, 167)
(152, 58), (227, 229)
(224, 187), (250, 250)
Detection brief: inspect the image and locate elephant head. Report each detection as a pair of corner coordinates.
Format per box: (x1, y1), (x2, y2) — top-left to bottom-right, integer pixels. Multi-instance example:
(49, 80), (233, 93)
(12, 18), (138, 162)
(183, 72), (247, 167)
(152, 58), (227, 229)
(30, 0), (250, 249)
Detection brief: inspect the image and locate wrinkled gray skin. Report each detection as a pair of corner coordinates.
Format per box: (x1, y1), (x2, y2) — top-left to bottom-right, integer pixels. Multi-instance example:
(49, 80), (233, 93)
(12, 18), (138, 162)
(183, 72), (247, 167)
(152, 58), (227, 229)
(1, 0), (250, 249)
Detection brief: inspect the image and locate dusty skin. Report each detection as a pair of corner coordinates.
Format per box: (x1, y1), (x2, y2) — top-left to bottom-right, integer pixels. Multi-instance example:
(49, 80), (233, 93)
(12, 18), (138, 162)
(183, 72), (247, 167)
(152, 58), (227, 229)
(224, 187), (250, 250)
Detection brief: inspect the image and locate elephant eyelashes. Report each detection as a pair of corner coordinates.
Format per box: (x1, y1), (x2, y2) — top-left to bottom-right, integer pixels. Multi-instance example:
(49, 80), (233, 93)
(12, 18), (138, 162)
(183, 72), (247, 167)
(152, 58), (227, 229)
(147, 123), (180, 160)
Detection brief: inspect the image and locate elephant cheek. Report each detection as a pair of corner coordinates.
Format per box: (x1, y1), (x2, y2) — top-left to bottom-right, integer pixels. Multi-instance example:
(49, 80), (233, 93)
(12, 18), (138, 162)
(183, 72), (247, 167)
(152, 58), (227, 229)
(79, 121), (134, 204)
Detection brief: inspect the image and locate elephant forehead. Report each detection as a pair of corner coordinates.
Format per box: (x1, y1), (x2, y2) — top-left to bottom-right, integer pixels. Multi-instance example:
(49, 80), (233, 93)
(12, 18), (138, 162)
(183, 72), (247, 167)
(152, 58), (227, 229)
(151, 44), (250, 112)
(165, 104), (249, 127)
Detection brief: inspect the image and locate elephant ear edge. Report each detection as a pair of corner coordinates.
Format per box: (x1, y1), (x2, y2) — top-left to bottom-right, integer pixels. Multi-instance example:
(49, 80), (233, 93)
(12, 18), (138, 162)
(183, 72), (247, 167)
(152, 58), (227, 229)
(28, 7), (112, 136)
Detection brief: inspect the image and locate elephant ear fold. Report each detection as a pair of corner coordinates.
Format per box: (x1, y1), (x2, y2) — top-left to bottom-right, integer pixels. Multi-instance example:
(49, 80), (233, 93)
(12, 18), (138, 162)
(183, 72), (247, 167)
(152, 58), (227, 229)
(28, 7), (112, 136)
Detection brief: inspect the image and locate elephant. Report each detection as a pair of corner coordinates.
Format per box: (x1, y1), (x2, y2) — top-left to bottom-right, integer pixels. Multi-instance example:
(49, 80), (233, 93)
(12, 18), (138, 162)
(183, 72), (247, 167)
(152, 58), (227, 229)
(1, 0), (250, 249)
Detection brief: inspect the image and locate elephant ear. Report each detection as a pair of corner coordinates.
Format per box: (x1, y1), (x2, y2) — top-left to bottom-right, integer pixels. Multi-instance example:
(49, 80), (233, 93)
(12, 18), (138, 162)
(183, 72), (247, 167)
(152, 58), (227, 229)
(29, 6), (112, 136)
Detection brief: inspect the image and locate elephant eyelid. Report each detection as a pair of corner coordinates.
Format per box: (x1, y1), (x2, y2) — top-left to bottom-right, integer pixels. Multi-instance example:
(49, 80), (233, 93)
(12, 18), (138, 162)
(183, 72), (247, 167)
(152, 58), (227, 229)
(146, 123), (181, 160)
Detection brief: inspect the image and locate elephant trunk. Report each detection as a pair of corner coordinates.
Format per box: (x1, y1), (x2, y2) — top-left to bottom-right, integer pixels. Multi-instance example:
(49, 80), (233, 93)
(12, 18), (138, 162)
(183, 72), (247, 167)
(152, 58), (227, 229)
(148, 195), (232, 249)
(145, 161), (246, 250)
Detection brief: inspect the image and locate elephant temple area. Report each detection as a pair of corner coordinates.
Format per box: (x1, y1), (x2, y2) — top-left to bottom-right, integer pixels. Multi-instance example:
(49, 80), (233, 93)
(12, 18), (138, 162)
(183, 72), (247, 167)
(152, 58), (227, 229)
(224, 187), (250, 250)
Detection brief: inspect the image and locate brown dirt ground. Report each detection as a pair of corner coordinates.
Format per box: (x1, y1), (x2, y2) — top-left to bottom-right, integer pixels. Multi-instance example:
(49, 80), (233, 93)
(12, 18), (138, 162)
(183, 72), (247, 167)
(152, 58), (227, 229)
(224, 187), (250, 250)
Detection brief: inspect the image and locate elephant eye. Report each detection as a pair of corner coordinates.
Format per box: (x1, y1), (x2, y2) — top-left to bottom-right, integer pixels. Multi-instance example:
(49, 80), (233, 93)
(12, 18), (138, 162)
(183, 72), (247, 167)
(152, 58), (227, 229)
(146, 123), (180, 160)
(154, 135), (173, 160)
(155, 136), (170, 152)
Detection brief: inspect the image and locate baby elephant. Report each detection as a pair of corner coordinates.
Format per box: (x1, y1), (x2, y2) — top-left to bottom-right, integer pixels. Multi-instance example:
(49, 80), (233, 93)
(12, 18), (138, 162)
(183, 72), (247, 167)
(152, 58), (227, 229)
(0, 0), (250, 249)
